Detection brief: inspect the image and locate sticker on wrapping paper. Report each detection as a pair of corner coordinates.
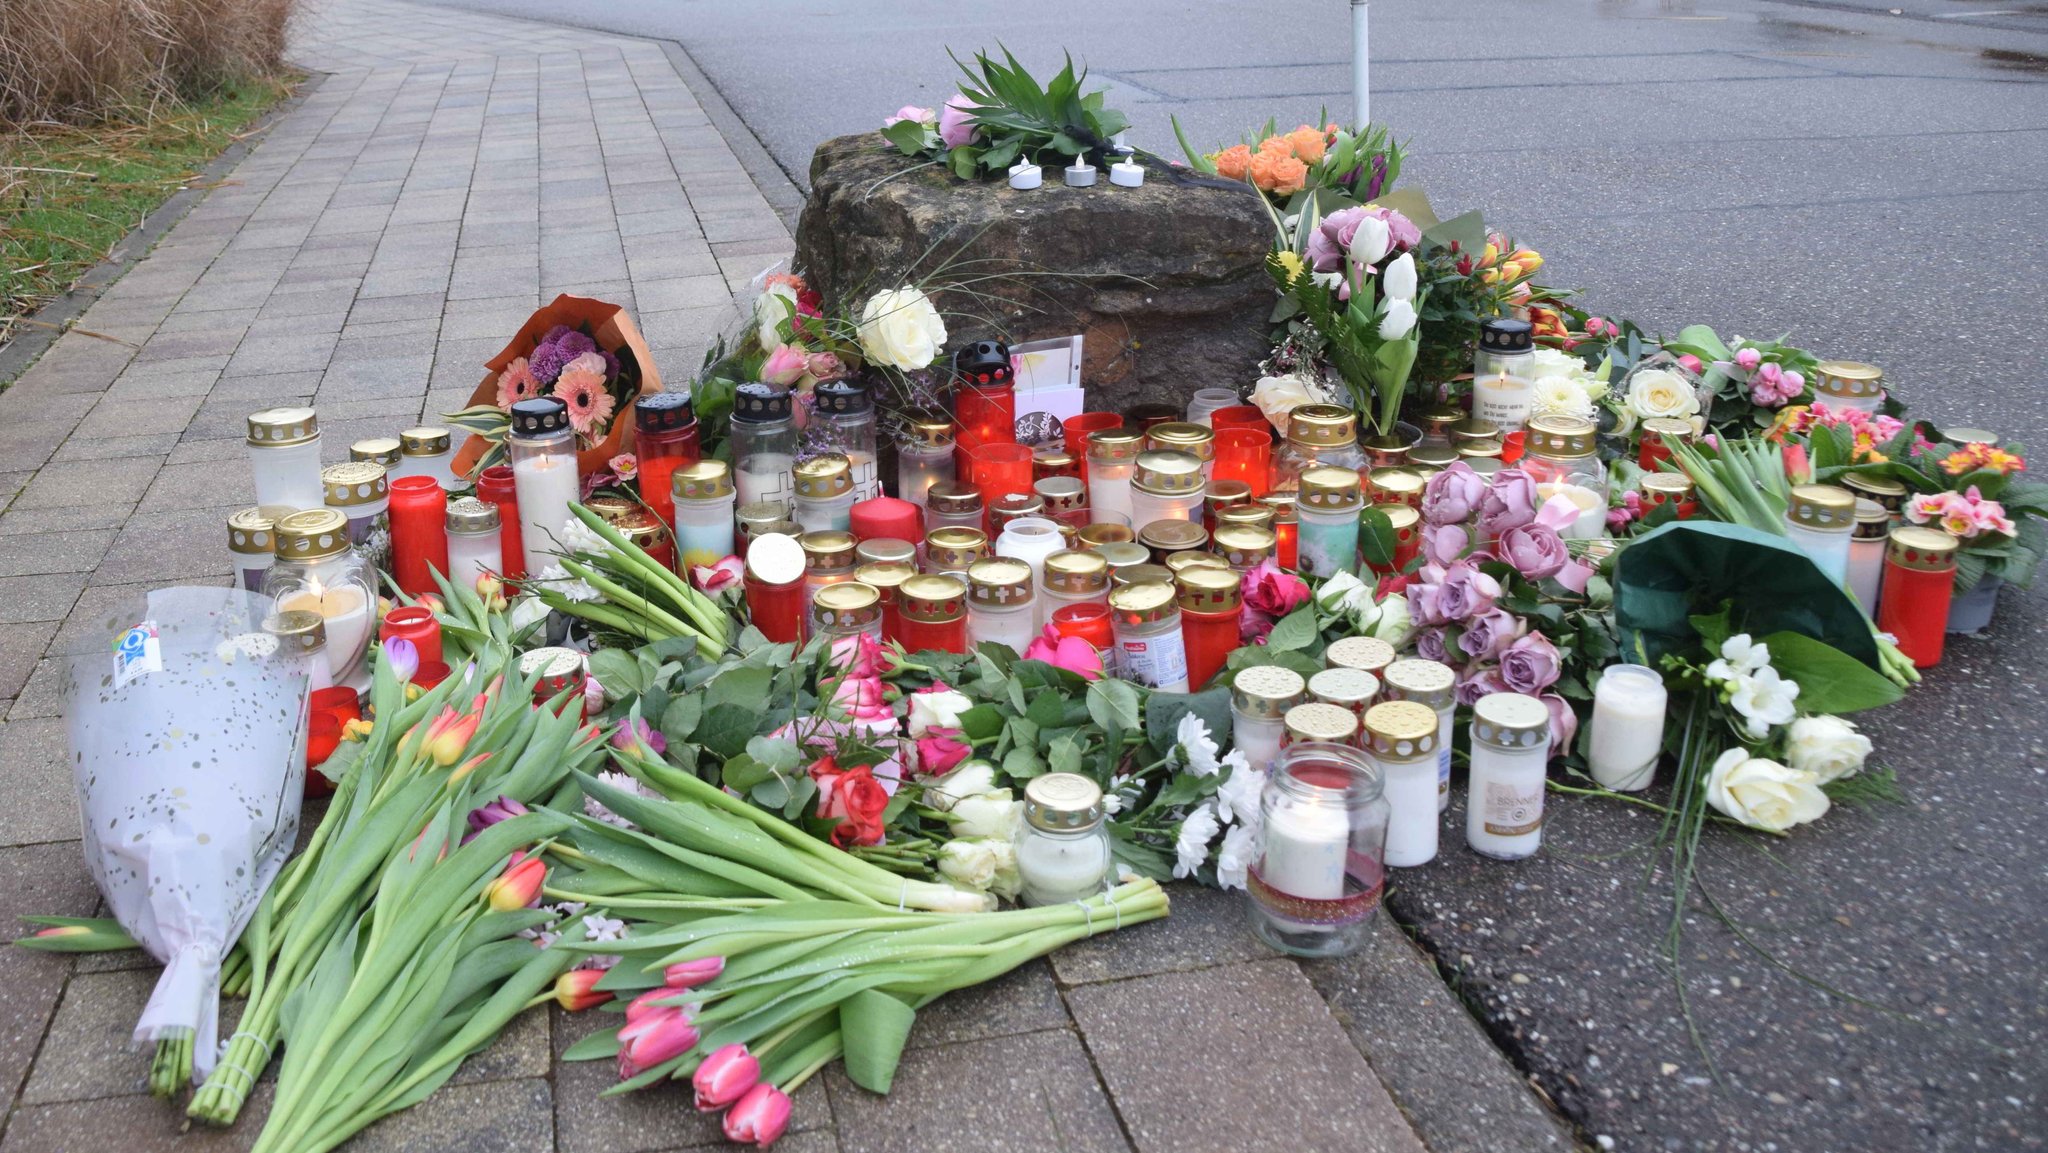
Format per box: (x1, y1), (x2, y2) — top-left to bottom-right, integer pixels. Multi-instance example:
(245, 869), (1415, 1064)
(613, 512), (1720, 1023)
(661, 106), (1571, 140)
(113, 621), (163, 688)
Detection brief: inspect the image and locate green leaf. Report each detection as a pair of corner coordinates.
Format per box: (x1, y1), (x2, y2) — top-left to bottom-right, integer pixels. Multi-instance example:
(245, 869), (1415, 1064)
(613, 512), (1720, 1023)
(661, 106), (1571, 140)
(1760, 631), (1904, 714)
(1086, 678), (1143, 732)
(658, 693), (703, 750)
(588, 648), (645, 699)
(1264, 607), (1320, 652)
(1025, 690), (1066, 729)
(1047, 734), (1083, 775)
(881, 117), (931, 156)
(696, 702), (761, 759)
(1144, 686), (1233, 760)
(1359, 507), (1397, 570)
(839, 990), (918, 1093)
(1002, 743), (1046, 780)
(956, 704), (1006, 742)
(949, 145), (979, 179)
(706, 667), (774, 714)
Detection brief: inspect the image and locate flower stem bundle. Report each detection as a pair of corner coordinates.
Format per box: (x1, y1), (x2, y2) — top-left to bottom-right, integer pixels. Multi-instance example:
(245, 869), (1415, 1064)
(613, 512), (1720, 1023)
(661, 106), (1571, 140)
(531, 503), (730, 658)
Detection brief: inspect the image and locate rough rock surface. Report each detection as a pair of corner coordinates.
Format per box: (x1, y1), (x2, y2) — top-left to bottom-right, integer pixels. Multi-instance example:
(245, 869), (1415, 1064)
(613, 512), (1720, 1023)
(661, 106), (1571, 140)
(794, 135), (1274, 410)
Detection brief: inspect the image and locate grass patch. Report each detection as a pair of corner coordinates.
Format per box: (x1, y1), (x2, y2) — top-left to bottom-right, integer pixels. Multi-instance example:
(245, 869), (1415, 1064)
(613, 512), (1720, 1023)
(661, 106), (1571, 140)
(1, 74), (295, 343)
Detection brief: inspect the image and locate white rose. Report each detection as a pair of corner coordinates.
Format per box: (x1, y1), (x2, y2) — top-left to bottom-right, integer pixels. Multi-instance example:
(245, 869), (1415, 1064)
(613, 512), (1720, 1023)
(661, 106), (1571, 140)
(1704, 749), (1830, 832)
(755, 282), (797, 352)
(987, 838), (1022, 899)
(1377, 298), (1418, 341)
(936, 840), (999, 890)
(1315, 571), (1373, 616)
(1528, 347), (1583, 380)
(1381, 252), (1417, 302)
(1250, 373), (1317, 436)
(907, 687), (974, 737)
(948, 790), (1024, 840)
(1626, 367), (1700, 421)
(1531, 374), (1595, 419)
(925, 761), (998, 812)
(1366, 593), (1413, 649)
(856, 286), (948, 370)
(1784, 716), (1872, 783)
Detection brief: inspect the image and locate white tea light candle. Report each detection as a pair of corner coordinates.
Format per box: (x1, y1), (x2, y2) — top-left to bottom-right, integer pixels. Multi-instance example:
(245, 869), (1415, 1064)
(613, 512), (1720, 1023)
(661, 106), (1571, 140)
(1109, 158), (1144, 187)
(1008, 162), (1043, 190)
(1064, 161), (1097, 187)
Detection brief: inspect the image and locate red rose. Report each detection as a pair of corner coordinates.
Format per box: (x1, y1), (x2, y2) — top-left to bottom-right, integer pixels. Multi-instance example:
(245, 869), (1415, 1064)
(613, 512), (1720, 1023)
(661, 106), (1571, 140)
(810, 757), (889, 847)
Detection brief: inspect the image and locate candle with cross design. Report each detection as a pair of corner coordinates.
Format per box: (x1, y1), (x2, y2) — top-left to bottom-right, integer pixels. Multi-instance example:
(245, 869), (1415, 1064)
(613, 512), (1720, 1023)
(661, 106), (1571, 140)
(964, 557), (1037, 656)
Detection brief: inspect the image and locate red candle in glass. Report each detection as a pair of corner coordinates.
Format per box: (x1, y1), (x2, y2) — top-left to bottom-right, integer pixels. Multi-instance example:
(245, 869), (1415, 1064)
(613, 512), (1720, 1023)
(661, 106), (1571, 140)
(1176, 568), (1242, 690)
(1209, 405), (1268, 435)
(1501, 430), (1527, 465)
(381, 604), (442, 665)
(897, 573), (969, 654)
(1368, 506), (1421, 575)
(850, 496), (922, 543)
(1213, 428), (1274, 498)
(475, 465), (525, 582)
(1063, 412), (1124, 485)
(951, 341), (1017, 484)
(413, 660), (452, 690)
(743, 534), (808, 645)
(389, 476), (450, 597)
(634, 393), (700, 531)
(1052, 602), (1114, 652)
(1275, 521), (1299, 570)
(1877, 527), (1957, 669)
(969, 442), (1034, 507)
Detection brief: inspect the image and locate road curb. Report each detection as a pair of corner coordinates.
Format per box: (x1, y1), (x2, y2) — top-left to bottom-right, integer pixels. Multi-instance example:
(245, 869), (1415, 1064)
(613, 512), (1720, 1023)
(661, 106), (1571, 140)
(654, 39), (807, 232)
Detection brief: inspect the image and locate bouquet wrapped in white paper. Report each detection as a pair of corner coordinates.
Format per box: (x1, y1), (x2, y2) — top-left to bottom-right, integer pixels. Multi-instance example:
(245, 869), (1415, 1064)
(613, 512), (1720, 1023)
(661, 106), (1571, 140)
(63, 586), (308, 1078)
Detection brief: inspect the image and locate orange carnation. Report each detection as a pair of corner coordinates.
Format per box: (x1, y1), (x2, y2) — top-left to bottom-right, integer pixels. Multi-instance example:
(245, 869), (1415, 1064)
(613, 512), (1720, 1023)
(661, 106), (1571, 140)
(1249, 151), (1308, 196)
(1212, 144), (1253, 181)
(1284, 125), (1326, 164)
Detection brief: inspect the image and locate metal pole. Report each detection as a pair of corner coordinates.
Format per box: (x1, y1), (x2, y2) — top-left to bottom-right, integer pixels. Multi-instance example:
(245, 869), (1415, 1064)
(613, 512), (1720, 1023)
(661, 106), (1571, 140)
(1352, 0), (1371, 126)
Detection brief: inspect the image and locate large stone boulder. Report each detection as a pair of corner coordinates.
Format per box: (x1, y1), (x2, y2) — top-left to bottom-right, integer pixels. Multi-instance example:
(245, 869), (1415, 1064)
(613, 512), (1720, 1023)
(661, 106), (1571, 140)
(794, 135), (1274, 410)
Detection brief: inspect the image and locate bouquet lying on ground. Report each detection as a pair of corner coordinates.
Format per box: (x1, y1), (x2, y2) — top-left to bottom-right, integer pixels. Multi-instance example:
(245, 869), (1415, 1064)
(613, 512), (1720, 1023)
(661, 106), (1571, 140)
(880, 47), (1130, 180)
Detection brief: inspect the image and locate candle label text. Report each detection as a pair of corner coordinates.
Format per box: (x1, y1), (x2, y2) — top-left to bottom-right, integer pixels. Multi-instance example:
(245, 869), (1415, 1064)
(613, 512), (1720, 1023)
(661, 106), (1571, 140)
(1483, 780), (1545, 837)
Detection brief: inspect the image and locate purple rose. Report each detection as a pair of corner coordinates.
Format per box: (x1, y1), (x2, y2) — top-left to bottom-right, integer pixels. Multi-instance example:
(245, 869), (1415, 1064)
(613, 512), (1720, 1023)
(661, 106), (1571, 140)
(1457, 608), (1525, 661)
(1499, 632), (1563, 695)
(1542, 693), (1578, 756)
(1415, 627), (1452, 664)
(1478, 469), (1540, 538)
(1421, 523), (1469, 568)
(1499, 522), (1569, 582)
(1405, 578), (1447, 627)
(1421, 462), (1486, 527)
(1307, 206), (1370, 273)
(1369, 206), (1422, 252)
(1436, 561), (1501, 622)
(1456, 664), (1510, 708)
(938, 93), (978, 149)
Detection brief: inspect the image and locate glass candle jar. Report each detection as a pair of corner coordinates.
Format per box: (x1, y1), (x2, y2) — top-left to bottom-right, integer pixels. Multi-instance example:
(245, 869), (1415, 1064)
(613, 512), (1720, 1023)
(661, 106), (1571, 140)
(388, 475), (450, 597)
(1042, 548), (1111, 618)
(445, 497), (501, 587)
(1245, 742), (1388, 958)
(1086, 427), (1145, 526)
(474, 465), (525, 582)
(1018, 773), (1112, 906)
(1034, 476), (1089, 528)
(971, 442), (1035, 506)
(800, 529), (859, 630)
(1274, 404), (1366, 493)
(965, 557), (1037, 655)
(1842, 471), (1908, 519)
(856, 561), (916, 644)
(1785, 483), (1856, 586)
(1213, 524), (1277, 572)
(1185, 388), (1241, 427)
(1879, 526), (1957, 668)
(1107, 581), (1189, 691)
(1139, 519), (1209, 567)
(671, 460), (737, 571)
(1210, 405), (1268, 436)
(1415, 406), (1463, 449)
(1052, 601), (1114, 654)
(899, 573), (969, 654)
(814, 379), (880, 500)
(923, 481), (984, 534)
(813, 581), (883, 642)
(1213, 428), (1273, 499)
(1466, 692), (1552, 860)
(350, 437), (401, 470)
(736, 502), (793, 552)
(793, 453), (857, 533)
(1815, 360), (1884, 415)
(246, 407), (324, 512)
(989, 493), (1046, 537)
(1371, 505), (1422, 576)
(1363, 700), (1441, 867)
(1146, 423), (1216, 480)
(1522, 416), (1608, 540)
(1848, 498), (1889, 614)
(1381, 657), (1455, 812)
(323, 461), (391, 572)
(266, 609), (330, 693)
(897, 410), (956, 507)
(1637, 417), (1694, 472)
(925, 526), (989, 576)
(1175, 566), (1242, 690)
(1260, 493), (1299, 569)
(1638, 473), (1696, 520)
(730, 384), (798, 509)
(743, 533), (808, 645)
(996, 516), (1068, 630)
(634, 392), (700, 529)
(1588, 663), (1666, 791)
(1231, 665), (1307, 772)
(1296, 466), (1363, 579)
(1217, 502), (1276, 532)
(1033, 447), (1079, 483)
(396, 426), (458, 490)
(227, 506), (286, 592)
(1472, 317), (1536, 433)
(1366, 468), (1425, 512)
(1129, 450), (1206, 527)
(380, 603), (442, 667)
(508, 397), (580, 578)
(265, 508), (376, 687)
(1063, 412), (1124, 485)
(1204, 479), (1254, 532)
(950, 339), (1017, 482)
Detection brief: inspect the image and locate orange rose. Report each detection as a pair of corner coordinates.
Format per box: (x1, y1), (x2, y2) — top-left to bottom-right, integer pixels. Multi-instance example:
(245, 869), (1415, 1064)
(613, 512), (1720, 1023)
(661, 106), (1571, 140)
(1212, 144), (1252, 181)
(1257, 134), (1292, 154)
(1249, 151), (1308, 196)
(1284, 125), (1326, 164)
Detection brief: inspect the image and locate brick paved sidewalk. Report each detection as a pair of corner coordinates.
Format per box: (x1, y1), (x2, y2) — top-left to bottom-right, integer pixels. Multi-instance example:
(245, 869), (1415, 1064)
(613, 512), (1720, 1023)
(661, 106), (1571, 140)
(0, 1), (1568, 1149)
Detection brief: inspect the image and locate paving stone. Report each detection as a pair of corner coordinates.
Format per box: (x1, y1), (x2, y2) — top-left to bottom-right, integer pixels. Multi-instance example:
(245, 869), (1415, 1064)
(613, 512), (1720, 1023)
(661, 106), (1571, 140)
(20, 968), (162, 1103)
(7, 457), (161, 512)
(0, 717), (80, 847)
(0, 574), (87, 624)
(1067, 960), (1425, 1153)
(0, 503), (135, 539)
(1049, 882), (1269, 986)
(0, 530), (118, 577)
(0, 841), (99, 1106)
(448, 1001), (552, 1086)
(5, 658), (63, 721)
(826, 1028), (1127, 1153)
(137, 460), (256, 512)
(50, 433), (185, 463)
(906, 958), (1070, 1050)
(0, 622), (57, 700)
(91, 505), (242, 585)
(74, 394), (205, 439)
(0, 1089), (271, 1153)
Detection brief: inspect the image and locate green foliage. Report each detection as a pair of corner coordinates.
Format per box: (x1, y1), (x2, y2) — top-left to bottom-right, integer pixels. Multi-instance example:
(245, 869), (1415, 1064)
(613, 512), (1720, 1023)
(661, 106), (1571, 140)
(884, 47), (1128, 180)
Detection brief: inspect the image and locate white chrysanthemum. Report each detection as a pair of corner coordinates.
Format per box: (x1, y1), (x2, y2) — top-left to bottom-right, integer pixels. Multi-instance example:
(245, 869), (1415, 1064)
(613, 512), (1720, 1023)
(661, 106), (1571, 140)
(1215, 752), (1265, 826)
(1214, 822), (1258, 891)
(1172, 803), (1221, 880)
(1176, 713), (1221, 778)
(1531, 375), (1595, 420)
(532, 563), (600, 604)
(557, 516), (612, 556)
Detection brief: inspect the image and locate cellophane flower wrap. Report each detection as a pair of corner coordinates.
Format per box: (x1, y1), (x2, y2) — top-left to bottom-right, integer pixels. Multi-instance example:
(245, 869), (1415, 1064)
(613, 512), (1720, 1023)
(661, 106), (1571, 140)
(61, 586), (307, 1075)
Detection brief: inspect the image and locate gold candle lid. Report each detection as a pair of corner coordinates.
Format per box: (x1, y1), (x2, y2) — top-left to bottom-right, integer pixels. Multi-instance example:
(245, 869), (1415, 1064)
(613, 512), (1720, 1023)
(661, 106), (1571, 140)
(794, 453), (854, 500)
(1174, 565), (1241, 613)
(1408, 443), (1458, 470)
(615, 508), (666, 549)
(1258, 492), (1298, 525)
(925, 526), (989, 570)
(1033, 447), (1078, 479)
(1107, 580), (1178, 625)
(228, 506), (283, 556)
(799, 529), (858, 573)
(1087, 426), (1146, 463)
(1213, 524), (1276, 569)
(1146, 422), (1216, 460)
(1096, 541), (1152, 570)
(1285, 701), (1359, 745)
(674, 460), (734, 501)
(1216, 503), (1277, 530)
(1524, 415), (1598, 458)
(1076, 523), (1136, 548)
(1815, 360), (1883, 400)
(1787, 483), (1856, 532)
(1640, 417), (1694, 445)
(989, 493), (1045, 532)
(925, 481), (983, 516)
(1456, 441), (1505, 461)
(400, 426), (452, 456)
(1841, 471), (1906, 509)
(1448, 417), (1501, 445)
(1418, 406), (1465, 442)
(1382, 657), (1455, 709)
(1024, 773), (1105, 832)
(585, 495), (637, 525)
(813, 581), (882, 630)
(1368, 468), (1426, 509)
(1034, 476), (1087, 515)
(1138, 518), (1209, 555)
(1640, 472), (1694, 502)
(1299, 465), (1363, 511)
(737, 500), (791, 530)
(273, 508), (351, 561)
(1328, 636), (1398, 677)
(901, 410), (955, 448)
(1044, 548), (1109, 595)
(1376, 504), (1421, 534)
(1471, 692), (1550, 748)
(1853, 498), (1892, 540)
(966, 557), (1034, 608)
(1164, 549), (1229, 576)
(900, 573), (968, 623)
(1886, 525), (1958, 571)
(1231, 665), (1306, 719)
(350, 436), (401, 467)
(1286, 403), (1356, 447)
(1133, 450), (1205, 496)
(446, 495), (500, 534)
(265, 608), (326, 654)
(1363, 699), (1439, 760)
(1111, 562), (1176, 589)
(322, 461), (388, 508)
(247, 406), (318, 447)
(855, 560), (917, 594)
(856, 538), (916, 566)
(1309, 667), (1379, 711)
(1205, 478), (1252, 510)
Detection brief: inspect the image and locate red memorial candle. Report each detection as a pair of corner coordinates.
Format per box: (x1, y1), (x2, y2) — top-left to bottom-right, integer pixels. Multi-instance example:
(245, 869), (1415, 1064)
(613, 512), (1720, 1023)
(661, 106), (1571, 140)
(1209, 405), (1268, 436)
(1368, 505), (1421, 576)
(1877, 526), (1957, 669)
(951, 341), (1016, 484)
(970, 442), (1034, 507)
(475, 465), (525, 582)
(1063, 412), (1124, 485)
(1175, 567), (1243, 690)
(850, 495), (922, 544)
(1052, 601), (1114, 653)
(743, 533), (808, 645)
(634, 393), (700, 532)
(388, 476), (449, 597)
(1214, 427), (1274, 498)
(380, 604), (442, 665)
(896, 573), (969, 655)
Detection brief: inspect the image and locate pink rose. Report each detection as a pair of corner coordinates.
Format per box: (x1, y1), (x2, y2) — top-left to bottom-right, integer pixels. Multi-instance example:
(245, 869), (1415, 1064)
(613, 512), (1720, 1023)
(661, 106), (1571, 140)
(1676, 353), (1703, 374)
(1541, 693), (1578, 757)
(1023, 625), (1104, 680)
(1239, 608), (1277, 645)
(1414, 627), (1452, 664)
(1498, 522), (1569, 582)
(1242, 559), (1311, 617)
(691, 556), (744, 594)
(1436, 561), (1501, 622)
(1457, 608), (1525, 661)
(829, 632), (883, 678)
(1478, 469), (1540, 538)
(1371, 205), (1423, 252)
(762, 345), (807, 386)
(1421, 523), (1470, 568)
(1456, 664), (1510, 708)
(831, 676), (894, 724)
(1421, 462), (1487, 527)
(1499, 632), (1563, 695)
(915, 728), (971, 776)
(804, 352), (849, 384)
(938, 93), (978, 149)
(1306, 206), (1367, 273)
(883, 105), (936, 128)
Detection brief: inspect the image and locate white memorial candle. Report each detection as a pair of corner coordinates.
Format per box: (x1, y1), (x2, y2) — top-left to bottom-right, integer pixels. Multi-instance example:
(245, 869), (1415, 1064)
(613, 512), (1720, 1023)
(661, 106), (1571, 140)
(1259, 794), (1350, 901)
(513, 449), (579, 575)
(1536, 481), (1607, 540)
(1588, 664), (1667, 792)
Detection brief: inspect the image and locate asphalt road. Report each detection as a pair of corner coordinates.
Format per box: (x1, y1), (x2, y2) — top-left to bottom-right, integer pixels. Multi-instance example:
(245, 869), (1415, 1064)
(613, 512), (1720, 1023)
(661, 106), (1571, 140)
(427, 0), (2048, 1148)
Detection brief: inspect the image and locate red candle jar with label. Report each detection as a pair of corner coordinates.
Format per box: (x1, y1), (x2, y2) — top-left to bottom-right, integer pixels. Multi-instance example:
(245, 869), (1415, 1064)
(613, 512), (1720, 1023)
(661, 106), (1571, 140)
(1175, 566), (1243, 690)
(1209, 405), (1268, 436)
(1052, 601), (1114, 652)
(1260, 493), (1299, 569)
(856, 561), (916, 645)
(951, 340), (1016, 484)
(1063, 412), (1123, 485)
(1878, 526), (1957, 668)
(1213, 428), (1273, 498)
(474, 465), (525, 582)
(897, 573), (969, 654)
(970, 442), (1034, 506)
(850, 495), (922, 544)
(389, 475), (449, 597)
(380, 604), (442, 665)
(743, 533), (808, 645)
(634, 393), (700, 531)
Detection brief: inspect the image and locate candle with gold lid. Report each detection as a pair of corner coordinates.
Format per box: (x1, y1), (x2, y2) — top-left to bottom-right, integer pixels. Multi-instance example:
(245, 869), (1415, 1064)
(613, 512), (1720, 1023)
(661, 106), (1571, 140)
(1371, 504), (1422, 574)
(1879, 526), (1957, 668)
(855, 560), (916, 642)
(1231, 665), (1307, 770)
(1309, 666), (1379, 717)
(1041, 548), (1111, 623)
(1841, 471), (1907, 517)
(813, 581), (883, 641)
(1276, 403), (1364, 492)
(1416, 406), (1465, 447)
(989, 492), (1046, 536)
(1784, 483), (1856, 584)
(923, 480), (984, 533)
(1146, 422), (1216, 477)
(1204, 478), (1253, 527)
(1848, 499), (1890, 613)
(227, 505), (293, 592)
(395, 426), (457, 489)
(674, 460), (737, 567)
(1086, 426), (1146, 526)
(793, 453), (857, 533)
(1637, 417), (1694, 471)
(1466, 692), (1552, 860)
(1367, 468), (1425, 511)
(798, 529), (858, 615)
(350, 436), (402, 469)
(1943, 427), (1999, 447)
(1639, 472), (1695, 517)
(1032, 447), (1079, 482)
(1408, 443), (1458, 472)
(1111, 562), (1175, 589)
(1129, 449), (1206, 526)
(966, 557), (1036, 655)
(735, 499), (790, 555)
(519, 646), (590, 711)
(247, 406), (324, 511)
(1214, 523), (1277, 572)
(925, 526), (990, 575)
(1296, 465), (1362, 578)
(1075, 522), (1136, 549)
(1447, 416), (1502, 449)
(1284, 701), (1359, 748)
(897, 409), (956, 508)
(323, 460), (391, 571)
(1164, 549), (1228, 576)
(1217, 502), (1277, 531)
(1176, 565), (1242, 689)
(264, 608), (328, 687)
(897, 571), (970, 653)
(445, 496), (501, 585)
(1034, 475), (1088, 526)
(1138, 518), (1209, 564)
(1814, 360), (1883, 414)
(1328, 636), (1397, 677)
(1259, 491), (1299, 569)
(1524, 415), (1607, 539)
(266, 508), (374, 687)
(1382, 657), (1456, 813)
(1095, 540), (1151, 580)
(1363, 699), (1441, 867)
(1107, 581), (1189, 691)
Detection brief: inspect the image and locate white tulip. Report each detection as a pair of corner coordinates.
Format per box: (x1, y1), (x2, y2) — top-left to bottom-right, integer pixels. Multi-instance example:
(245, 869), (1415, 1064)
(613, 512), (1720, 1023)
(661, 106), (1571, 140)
(924, 761), (999, 811)
(936, 839), (1000, 890)
(1381, 252), (1417, 302)
(1378, 298), (1418, 341)
(1704, 750), (1830, 832)
(1784, 716), (1872, 783)
(907, 687), (974, 737)
(948, 790), (1023, 840)
(1349, 216), (1393, 266)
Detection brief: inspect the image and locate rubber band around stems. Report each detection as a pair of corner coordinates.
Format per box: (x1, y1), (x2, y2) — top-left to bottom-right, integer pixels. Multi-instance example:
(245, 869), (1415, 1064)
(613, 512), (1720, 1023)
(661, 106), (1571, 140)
(227, 1030), (275, 1065)
(209, 1058), (260, 1108)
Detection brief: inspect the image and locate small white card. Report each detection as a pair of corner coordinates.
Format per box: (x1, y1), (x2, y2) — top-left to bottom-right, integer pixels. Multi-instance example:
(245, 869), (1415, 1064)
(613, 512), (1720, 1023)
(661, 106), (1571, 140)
(1012, 335), (1086, 422)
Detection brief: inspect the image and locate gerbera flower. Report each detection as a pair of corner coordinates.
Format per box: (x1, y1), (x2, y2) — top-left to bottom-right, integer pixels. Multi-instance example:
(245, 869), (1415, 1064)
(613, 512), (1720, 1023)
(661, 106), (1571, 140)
(554, 352), (616, 435)
(494, 357), (540, 409)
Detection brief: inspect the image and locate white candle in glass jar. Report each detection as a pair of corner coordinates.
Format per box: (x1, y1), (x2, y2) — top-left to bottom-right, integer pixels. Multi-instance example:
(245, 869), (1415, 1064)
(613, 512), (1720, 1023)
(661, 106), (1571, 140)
(1259, 796), (1350, 900)
(1535, 482), (1606, 540)
(278, 580), (370, 686)
(1588, 664), (1667, 791)
(513, 450), (581, 575)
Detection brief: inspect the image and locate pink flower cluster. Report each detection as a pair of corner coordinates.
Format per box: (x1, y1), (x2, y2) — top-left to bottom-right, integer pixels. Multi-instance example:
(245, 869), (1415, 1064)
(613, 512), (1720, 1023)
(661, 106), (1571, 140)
(1780, 400), (1905, 444)
(1906, 485), (2016, 540)
(1238, 559), (1313, 643)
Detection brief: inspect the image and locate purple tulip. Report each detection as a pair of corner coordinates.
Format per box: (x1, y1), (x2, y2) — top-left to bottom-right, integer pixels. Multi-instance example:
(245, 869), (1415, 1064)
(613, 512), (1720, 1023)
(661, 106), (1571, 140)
(1436, 562), (1501, 622)
(1478, 470), (1540, 539)
(466, 795), (528, 836)
(1421, 463), (1487, 527)
(1498, 522), (1570, 582)
(1499, 632), (1563, 695)
(612, 717), (668, 756)
(383, 637), (419, 684)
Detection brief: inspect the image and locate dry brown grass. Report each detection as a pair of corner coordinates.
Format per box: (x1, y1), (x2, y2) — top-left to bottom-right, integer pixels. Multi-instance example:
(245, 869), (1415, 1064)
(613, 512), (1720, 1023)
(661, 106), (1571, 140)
(0, 0), (297, 128)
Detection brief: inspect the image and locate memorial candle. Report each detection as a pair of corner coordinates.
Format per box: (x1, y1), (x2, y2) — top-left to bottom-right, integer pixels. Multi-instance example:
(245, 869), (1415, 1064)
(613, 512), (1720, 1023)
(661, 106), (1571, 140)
(743, 533), (808, 645)
(474, 465), (526, 582)
(634, 392), (699, 530)
(1878, 526), (1957, 668)
(387, 475), (449, 597)
(1588, 664), (1666, 792)
(951, 340), (1016, 482)
(1063, 412), (1124, 485)
(507, 398), (580, 577)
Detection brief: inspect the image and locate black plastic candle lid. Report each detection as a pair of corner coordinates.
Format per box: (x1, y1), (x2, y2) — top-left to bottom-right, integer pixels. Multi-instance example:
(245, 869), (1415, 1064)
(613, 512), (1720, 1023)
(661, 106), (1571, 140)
(1478, 318), (1534, 355)
(814, 378), (872, 415)
(732, 383), (792, 423)
(509, 397), (569, 436)
(952, 340), (1013, 386)
(635, 391), (696, 432)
